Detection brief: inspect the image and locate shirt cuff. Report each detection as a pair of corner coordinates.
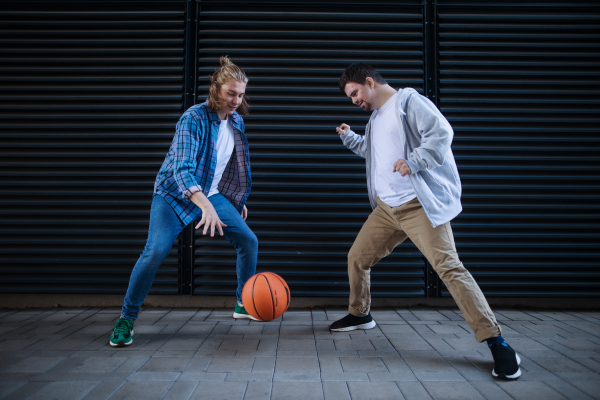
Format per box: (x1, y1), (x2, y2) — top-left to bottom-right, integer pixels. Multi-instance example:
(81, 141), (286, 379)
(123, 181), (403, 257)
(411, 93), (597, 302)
(183, 185), (202, 199)
(405, 159), (419, 175)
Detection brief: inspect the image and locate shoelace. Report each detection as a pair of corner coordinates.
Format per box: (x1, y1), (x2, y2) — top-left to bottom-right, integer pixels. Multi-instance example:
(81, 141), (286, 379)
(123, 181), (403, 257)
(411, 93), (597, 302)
(113, 319), (132, 334)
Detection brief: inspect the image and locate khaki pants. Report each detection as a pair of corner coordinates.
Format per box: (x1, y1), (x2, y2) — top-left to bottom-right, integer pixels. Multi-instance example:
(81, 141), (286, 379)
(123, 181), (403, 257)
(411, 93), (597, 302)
(348, 197), (501, 342)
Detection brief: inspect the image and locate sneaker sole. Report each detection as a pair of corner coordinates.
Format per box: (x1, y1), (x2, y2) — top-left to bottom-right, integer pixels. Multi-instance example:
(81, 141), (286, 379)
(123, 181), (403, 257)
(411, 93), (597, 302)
(330, 320), (377, 332)
(109, 330), (133, 348)
(233, 312), (260, 321)
(492, 353), (521, 379)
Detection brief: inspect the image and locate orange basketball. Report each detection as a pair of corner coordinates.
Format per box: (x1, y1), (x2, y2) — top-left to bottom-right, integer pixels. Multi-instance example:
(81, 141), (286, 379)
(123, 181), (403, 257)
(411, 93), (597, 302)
(242, 272), (290, 321)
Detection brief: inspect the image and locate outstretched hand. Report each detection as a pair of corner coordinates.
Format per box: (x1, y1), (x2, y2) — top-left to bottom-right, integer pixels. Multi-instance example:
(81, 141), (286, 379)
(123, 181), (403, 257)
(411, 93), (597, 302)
(393, 159), (412, 177)
(336, 123), (350, 136)
(195, 204), (227, 237)
(190, 192), (227, 237)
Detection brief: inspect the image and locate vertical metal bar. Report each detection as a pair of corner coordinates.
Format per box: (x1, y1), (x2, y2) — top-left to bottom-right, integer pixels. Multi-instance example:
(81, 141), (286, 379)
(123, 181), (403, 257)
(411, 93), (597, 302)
(424, 0), (438, 106)
(424, 258), (430, 298)
(180, 0), (198, 295)
(426, 260), (440, 298)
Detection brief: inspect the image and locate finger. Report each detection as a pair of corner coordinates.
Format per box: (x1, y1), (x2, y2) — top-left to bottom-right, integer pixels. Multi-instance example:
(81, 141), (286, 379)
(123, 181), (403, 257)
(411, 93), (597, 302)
(195, 216), (205, 230)
(210, 221), (216, 237)
(202, 218), (209, 235)
(217, 221), (225, 236)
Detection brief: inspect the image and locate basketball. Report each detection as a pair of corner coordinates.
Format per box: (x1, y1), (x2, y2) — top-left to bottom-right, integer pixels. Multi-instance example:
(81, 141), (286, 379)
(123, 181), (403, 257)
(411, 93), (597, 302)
(242, 272), (290, 321)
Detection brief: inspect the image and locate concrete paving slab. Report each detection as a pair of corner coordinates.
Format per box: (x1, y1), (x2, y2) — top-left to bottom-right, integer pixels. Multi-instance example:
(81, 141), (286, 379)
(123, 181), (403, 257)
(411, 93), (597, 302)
(275, 356), (320, 372)
(2, 382), (48, 400)
(272, 382), (323, 400)
(397, 381), (433, 400)
(206, 356), (255, 372)
(139, 356), (191, 372)
(161, 381), (198, 400)
(27, 381), (98, 400)
(80, 381), (124, 400)
(323, 381), (351, 400)
(347, 381), (404, 400)
(495, 381), (567, 400)
(107, 380), (171, 400)
(422, 381), (485, 400)
(243, 381), (271, 400)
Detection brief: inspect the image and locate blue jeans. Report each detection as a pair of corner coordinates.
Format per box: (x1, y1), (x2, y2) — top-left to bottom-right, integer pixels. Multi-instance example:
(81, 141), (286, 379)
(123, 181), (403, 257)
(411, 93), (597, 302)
(121, 193), (257, 320)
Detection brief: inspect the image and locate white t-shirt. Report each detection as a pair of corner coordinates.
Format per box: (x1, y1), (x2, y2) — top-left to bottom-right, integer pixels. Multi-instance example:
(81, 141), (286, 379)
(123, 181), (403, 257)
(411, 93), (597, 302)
(372, 92), (416, 207)
(208, 116), (235, 197)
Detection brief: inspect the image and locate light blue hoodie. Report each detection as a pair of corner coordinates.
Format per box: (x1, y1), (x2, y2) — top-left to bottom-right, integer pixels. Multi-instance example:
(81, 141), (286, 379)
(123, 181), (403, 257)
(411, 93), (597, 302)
(340, 88), (462, 228)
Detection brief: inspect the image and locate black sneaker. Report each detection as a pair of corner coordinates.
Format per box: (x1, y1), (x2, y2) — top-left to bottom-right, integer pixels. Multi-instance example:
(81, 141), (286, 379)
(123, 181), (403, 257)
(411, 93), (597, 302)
(329, 313), (376, 332)
(490, 342), (521, 379)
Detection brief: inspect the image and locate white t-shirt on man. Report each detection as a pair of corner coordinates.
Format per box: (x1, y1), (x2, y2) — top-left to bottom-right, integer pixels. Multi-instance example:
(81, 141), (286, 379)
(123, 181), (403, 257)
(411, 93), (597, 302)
(371, 92), (417, 207)
(208, 116), (235, 197)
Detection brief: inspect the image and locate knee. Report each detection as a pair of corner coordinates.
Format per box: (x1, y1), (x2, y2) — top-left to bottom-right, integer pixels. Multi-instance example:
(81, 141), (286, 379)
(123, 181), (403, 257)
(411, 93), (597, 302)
(435, 257), (468, 282)
(141, 241), (171, 263)
(348, 245), (370, 271)
(240, 231), (258, 253)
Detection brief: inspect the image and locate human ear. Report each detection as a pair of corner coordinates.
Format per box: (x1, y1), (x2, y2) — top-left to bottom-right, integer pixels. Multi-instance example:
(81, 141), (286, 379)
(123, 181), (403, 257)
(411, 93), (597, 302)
(365, 77), (374, 89)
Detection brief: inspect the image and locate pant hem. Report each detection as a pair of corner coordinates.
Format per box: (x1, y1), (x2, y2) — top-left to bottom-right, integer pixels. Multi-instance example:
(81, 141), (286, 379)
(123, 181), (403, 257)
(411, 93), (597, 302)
(348, 305), (369, 317)
(475, 326), (502, 343)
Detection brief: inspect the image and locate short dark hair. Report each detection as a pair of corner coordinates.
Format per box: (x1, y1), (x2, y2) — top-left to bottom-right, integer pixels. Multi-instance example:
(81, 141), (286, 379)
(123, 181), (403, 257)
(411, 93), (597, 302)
(339, 63), (387, 92)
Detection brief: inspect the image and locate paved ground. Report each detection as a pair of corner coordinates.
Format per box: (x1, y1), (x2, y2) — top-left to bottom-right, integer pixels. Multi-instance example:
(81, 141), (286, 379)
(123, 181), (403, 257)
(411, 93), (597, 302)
(0, 306), (599, 400)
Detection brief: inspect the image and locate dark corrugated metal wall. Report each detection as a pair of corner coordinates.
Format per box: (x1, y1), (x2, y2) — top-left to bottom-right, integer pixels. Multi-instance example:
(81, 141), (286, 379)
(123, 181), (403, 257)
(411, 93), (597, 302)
(437, 1), (600, 297)
(0, 2), (187, 294)
(192, 0), (428, 297)
(0, 0), (598, 298)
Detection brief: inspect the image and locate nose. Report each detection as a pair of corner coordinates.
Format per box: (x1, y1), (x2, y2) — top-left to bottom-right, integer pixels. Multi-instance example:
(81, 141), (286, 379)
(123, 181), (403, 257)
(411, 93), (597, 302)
(352, 98), (359, 105)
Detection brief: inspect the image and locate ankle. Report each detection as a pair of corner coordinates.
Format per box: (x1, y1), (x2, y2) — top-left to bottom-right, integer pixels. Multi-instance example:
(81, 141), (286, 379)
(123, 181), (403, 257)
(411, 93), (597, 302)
(486, 335), (507, 347)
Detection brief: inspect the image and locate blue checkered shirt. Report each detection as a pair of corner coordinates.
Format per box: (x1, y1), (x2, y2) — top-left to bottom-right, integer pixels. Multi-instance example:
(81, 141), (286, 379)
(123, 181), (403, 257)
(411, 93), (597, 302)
(154, 101), (251, 226)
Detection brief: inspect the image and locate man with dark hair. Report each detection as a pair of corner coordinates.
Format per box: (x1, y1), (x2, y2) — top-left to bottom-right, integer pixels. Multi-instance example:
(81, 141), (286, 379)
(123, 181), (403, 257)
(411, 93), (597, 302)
(331, 62), (522, 380)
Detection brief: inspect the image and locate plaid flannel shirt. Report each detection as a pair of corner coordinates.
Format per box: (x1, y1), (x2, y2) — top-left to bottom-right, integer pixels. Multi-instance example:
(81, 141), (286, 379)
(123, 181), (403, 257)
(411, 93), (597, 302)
(154, 101), (251, 226)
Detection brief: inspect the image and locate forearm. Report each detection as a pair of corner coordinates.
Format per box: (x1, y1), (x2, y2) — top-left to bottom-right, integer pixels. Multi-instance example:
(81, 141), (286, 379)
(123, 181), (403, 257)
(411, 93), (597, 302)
(341, 130), (367, 158)
(190, 191), (213, 212)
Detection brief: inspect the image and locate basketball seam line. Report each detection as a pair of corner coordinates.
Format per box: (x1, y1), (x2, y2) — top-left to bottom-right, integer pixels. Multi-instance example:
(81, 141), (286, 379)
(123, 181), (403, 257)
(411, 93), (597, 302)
(272, 274), (290, 309)
(251, 276), (264, 321)
(263, 274), (276, 321)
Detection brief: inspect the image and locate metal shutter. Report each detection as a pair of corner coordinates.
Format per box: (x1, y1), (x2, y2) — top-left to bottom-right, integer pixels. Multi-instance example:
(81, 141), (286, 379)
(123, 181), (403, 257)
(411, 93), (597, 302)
(0, 2), (187, 294)
(437, 1), (600, 297)
(192, 0), (428, 297)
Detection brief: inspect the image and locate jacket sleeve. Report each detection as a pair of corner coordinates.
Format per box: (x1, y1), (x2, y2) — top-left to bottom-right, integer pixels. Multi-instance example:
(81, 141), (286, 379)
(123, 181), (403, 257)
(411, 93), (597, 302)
(340, 129), (368, 159)
(404, 94), (454, 174)
(172, 114), (203, 198)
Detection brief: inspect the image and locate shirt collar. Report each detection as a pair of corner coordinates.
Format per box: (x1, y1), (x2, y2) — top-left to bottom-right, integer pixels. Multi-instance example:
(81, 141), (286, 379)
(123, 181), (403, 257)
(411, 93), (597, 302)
(201, 100), (242, 130)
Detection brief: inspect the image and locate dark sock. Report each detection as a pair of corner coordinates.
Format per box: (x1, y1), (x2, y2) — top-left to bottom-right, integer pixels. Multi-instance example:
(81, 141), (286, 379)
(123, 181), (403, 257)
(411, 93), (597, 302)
(486, 335), (507, 347)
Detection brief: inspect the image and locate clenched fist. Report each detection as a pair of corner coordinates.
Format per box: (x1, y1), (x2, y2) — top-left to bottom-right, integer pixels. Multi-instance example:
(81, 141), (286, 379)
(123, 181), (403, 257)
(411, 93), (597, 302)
(393, 159), (412, 177)
(336, 123), (350, 136)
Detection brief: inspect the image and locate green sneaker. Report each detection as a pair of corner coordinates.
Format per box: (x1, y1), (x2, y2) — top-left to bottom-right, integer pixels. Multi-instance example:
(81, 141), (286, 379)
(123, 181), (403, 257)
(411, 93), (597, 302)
(109, 318), (134, 347)
(233, 303), (260, 321)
